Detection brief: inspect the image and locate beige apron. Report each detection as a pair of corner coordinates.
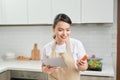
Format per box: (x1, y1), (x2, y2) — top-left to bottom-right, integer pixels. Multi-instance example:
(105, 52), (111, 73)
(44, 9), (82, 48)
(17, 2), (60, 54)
(49, 40), (80, 80)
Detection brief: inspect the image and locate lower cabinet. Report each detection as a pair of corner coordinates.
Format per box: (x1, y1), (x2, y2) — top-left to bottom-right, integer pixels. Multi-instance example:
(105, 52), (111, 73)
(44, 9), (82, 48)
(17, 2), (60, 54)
(81, 75), (114, 80)
(11, 70), (48, 80)
(0, 70), (114, 80)
(0, 71), (10, 80)
(0, 70), (48, 80)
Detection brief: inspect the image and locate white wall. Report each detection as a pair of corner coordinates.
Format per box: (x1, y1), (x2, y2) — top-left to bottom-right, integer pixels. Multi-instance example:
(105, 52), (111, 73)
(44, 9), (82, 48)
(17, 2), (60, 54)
(0, 24), (116, 58)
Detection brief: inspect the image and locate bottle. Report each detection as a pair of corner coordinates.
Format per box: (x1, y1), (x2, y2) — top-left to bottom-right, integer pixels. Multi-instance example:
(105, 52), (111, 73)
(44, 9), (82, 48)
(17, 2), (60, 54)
(31, 43), (40, 60)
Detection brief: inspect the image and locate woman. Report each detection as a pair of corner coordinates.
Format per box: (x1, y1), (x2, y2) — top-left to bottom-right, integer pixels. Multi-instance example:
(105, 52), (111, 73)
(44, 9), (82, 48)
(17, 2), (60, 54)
(42, 13), (88, 80)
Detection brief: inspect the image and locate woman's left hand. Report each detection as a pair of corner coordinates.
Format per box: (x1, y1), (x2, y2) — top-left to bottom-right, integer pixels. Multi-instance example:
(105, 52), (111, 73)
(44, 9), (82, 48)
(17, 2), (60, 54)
(42, 64), (57, 74)
(76, 59), (88, 71)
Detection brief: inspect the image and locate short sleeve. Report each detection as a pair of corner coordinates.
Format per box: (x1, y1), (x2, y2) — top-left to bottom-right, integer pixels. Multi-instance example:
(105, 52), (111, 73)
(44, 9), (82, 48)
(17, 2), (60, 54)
(76, 41), (86, 60)
(70, 38), (87, 70)
(41, 42), (53, 60)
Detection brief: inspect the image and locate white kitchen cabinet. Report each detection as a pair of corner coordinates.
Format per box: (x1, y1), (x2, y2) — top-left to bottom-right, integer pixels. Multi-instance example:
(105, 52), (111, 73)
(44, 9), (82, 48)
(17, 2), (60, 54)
(81, 0), (113, 23)
(0, 0), (2, 24)
(52, 0), (81, 23)
(28, 0), (52, 24)
(2, 0), (28, 24)
(0, 0), (114, 25)
(81, 75), (114, 80)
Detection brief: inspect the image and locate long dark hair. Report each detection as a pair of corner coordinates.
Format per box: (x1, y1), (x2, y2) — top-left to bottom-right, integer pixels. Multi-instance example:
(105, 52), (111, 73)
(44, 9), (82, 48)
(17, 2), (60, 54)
(53, 13), (72, 39)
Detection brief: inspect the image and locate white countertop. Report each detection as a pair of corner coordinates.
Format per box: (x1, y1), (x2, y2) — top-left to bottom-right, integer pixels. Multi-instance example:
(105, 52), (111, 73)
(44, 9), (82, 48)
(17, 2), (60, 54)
(0, 60), (42, 73)
(80, 56), (115, 77)
(80, 63), (114, 77)
(0, 59), (114, 77)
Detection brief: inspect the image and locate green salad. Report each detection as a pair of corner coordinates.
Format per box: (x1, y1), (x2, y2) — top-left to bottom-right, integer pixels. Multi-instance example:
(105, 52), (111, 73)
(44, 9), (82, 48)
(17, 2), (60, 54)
(88, 59), (102, 70)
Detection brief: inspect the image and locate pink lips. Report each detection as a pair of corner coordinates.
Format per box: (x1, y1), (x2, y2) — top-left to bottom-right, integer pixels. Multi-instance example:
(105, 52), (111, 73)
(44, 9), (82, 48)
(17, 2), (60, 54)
(61, 35), (67, 39)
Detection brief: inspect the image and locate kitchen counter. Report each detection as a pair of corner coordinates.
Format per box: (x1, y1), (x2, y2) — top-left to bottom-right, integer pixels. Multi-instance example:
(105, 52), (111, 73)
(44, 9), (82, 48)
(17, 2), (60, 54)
(0, 59), (114, 77)
(81, 56), (115, 77)
(80, 63), (114, 77)
(0, 60), (42, 73)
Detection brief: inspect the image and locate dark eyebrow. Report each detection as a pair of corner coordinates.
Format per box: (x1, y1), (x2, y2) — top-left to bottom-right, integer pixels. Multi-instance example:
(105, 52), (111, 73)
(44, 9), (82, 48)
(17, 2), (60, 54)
(58, 27), (70, 30)
(58, 27), (63, 30)
(67, 28), (70, 29)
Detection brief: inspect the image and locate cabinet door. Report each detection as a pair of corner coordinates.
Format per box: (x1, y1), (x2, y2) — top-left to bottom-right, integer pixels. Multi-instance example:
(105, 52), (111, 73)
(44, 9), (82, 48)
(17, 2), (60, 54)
(28, 0), (52, 24)
(2, 0), (28, 24)
(0, 0), (2, 24)
(81, 75), (114, 80)
(0, 71), (10, 80)
(11, 70), (48, 80)
(81, 0), (113, 23)
(52, 0), (81, 23)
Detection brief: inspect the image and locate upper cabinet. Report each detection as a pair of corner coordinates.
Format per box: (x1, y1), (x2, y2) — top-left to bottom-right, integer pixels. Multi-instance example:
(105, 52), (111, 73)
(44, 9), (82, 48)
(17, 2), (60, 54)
(52, 0), (81, 23)
(2, 0), (28, 24)
(0, 0), (2, 24)
(0, 0), (114, 25)
(28, 0), (52, 24)
(81, 0), (113, 23)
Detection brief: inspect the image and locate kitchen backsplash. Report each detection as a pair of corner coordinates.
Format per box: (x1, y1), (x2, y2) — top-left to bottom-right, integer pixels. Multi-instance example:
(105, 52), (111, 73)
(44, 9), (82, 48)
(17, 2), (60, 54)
(0, 23), (116, 59)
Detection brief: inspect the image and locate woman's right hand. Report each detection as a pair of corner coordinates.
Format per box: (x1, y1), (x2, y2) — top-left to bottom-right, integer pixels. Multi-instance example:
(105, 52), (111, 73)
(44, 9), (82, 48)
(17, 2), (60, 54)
(42, 64), (56, 74)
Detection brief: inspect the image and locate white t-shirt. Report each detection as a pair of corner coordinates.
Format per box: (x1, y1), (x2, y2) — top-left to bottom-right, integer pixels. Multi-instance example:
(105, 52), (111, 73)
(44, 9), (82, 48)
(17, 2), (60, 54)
(42, 38), (86, 60)
(42, 38), (86, 69)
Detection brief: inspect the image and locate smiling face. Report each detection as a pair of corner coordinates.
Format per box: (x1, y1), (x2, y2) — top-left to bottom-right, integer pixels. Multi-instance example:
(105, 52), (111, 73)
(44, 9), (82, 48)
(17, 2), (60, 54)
(53, 21), (71, 45)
